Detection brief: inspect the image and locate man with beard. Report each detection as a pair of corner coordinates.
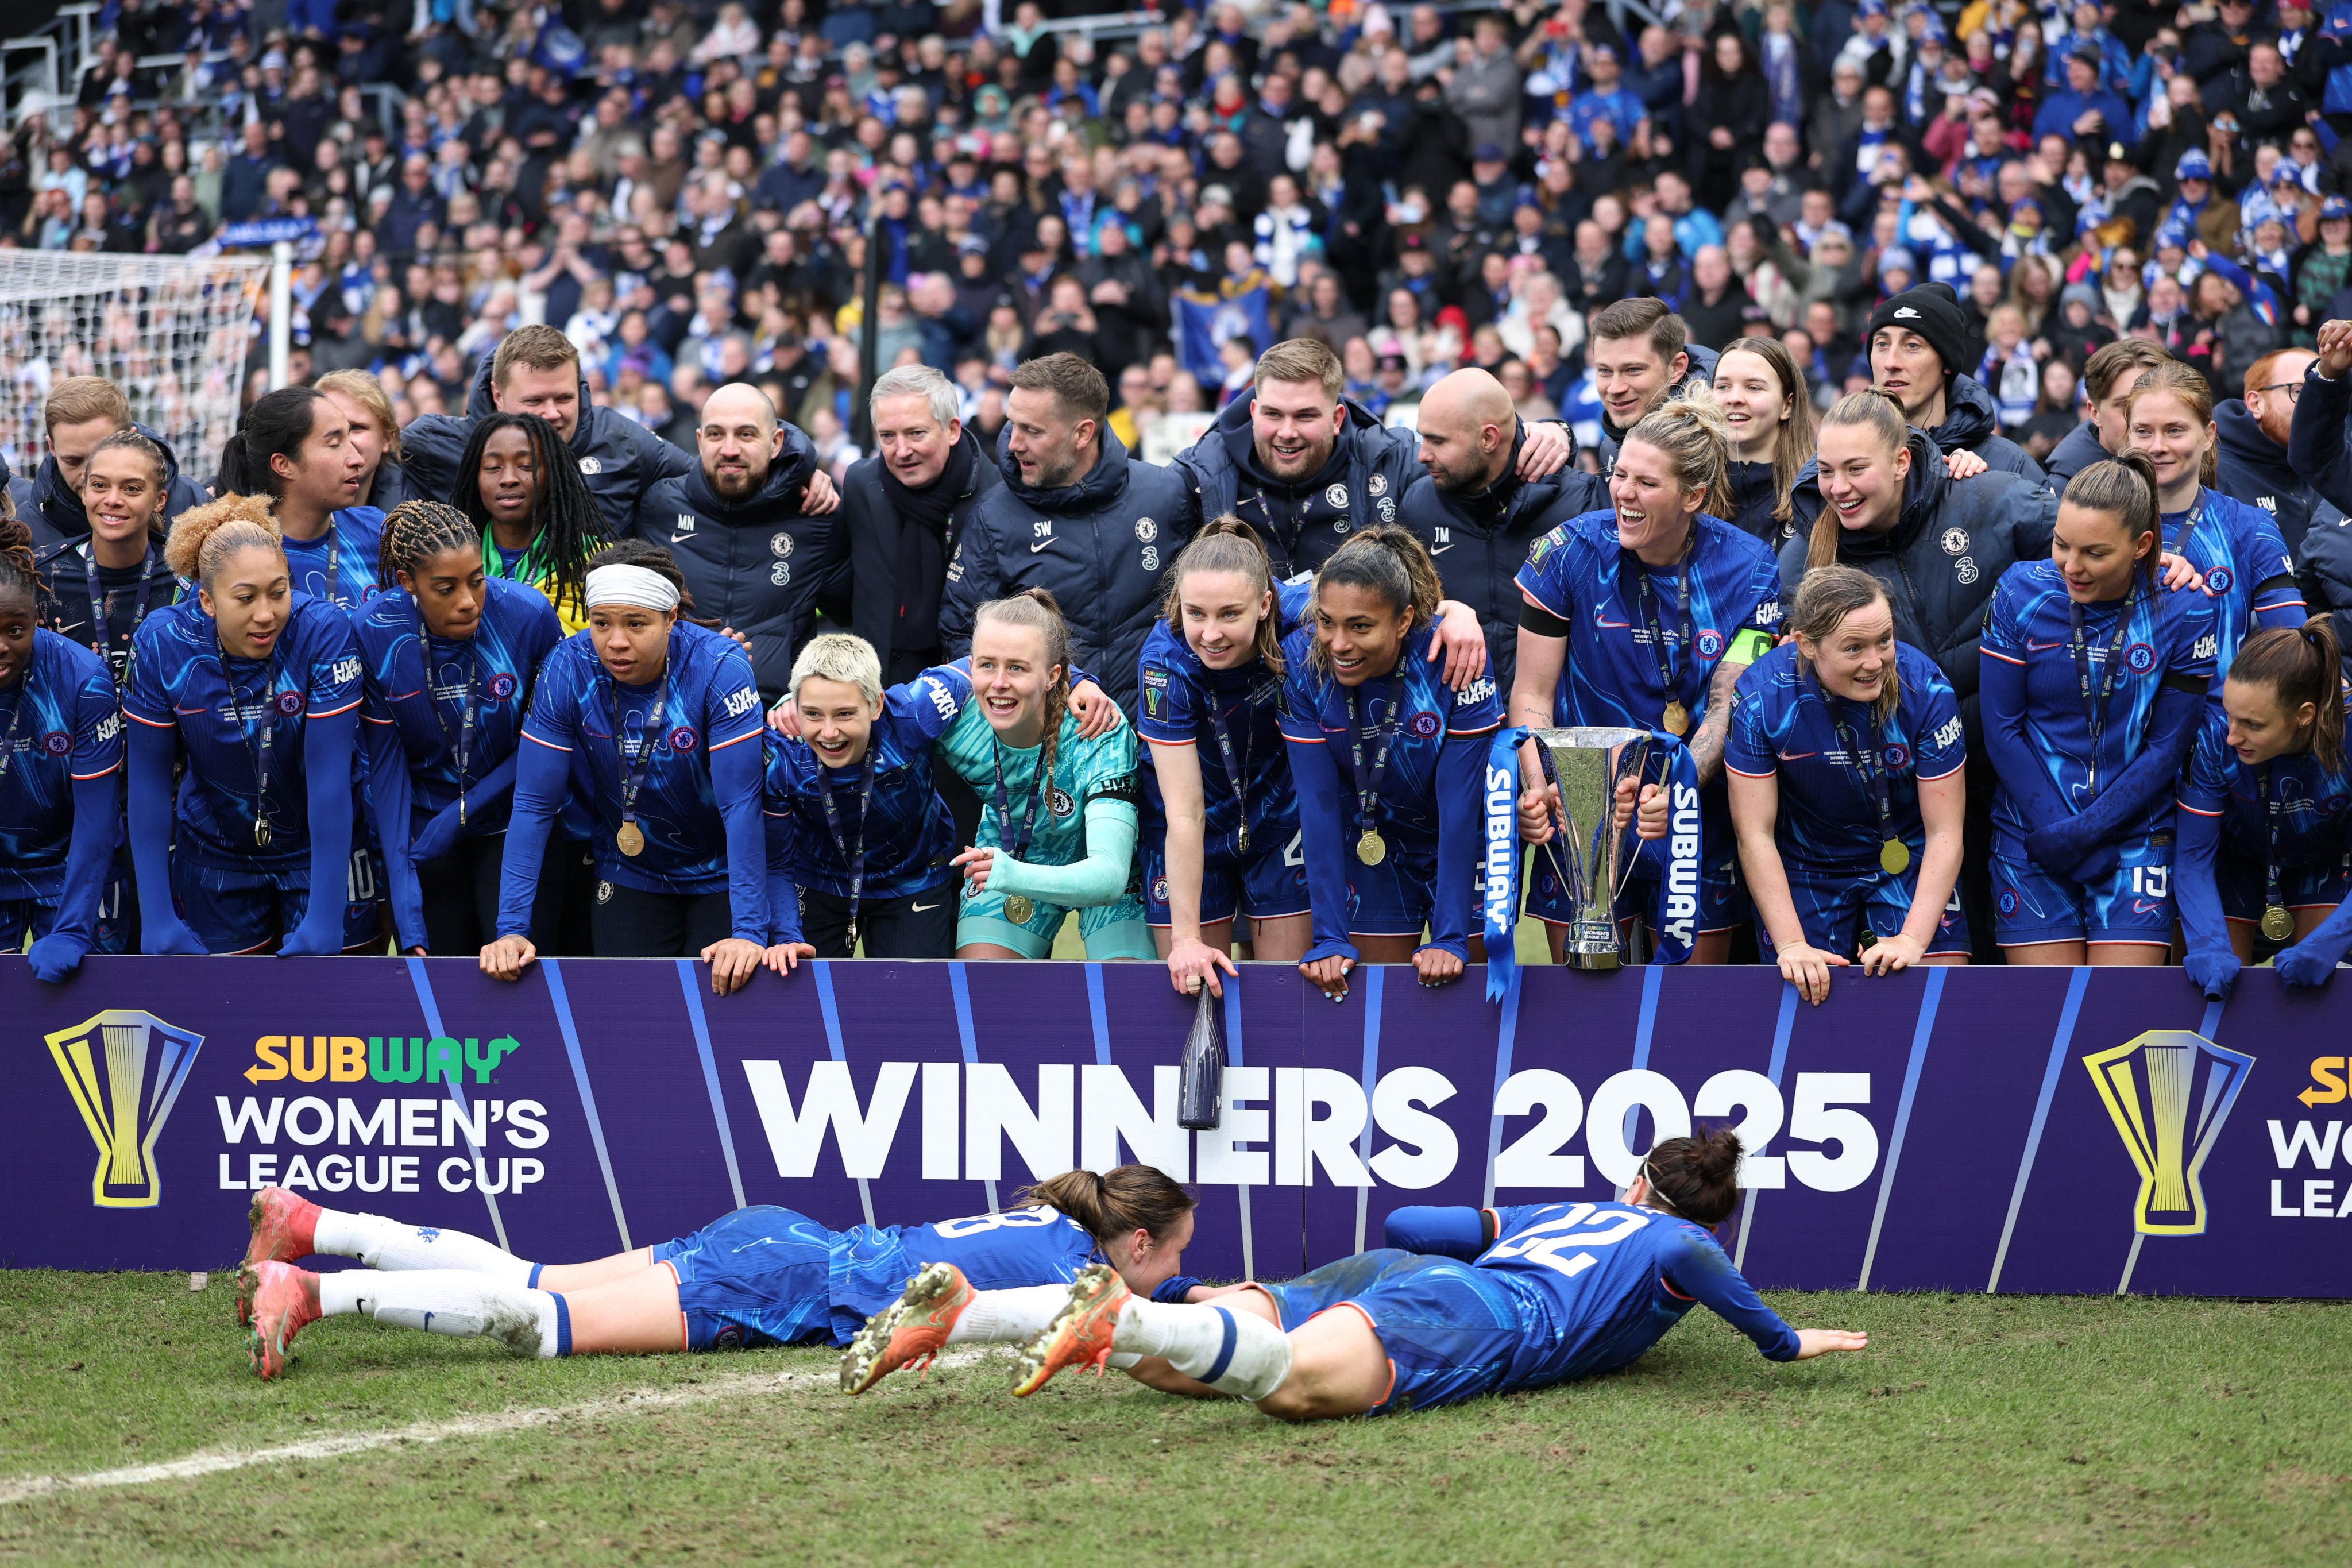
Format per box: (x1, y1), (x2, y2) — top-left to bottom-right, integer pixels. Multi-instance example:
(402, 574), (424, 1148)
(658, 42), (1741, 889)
(1861, 283), (2044, 482)
(7, 376), (208, 550)
(2214, 347), (2324, 557)
(628, 383), (838, 701)
(1171, 338), (1573, 582)
(1584, 298), (1720, 474)
(941, 353), (1191, 714)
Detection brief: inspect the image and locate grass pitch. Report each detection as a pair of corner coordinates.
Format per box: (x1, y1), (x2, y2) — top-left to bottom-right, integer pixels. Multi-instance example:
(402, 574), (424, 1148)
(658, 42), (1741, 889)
(0, 1276), (2346, 1566)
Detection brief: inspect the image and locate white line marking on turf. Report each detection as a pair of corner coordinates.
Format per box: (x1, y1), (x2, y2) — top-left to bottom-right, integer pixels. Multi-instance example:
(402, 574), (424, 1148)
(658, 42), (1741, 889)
(0, 1349), (992, 1505)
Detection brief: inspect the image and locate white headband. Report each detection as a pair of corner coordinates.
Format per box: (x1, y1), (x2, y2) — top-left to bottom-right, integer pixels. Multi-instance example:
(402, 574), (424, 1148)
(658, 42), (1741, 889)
(584, 564), (681, 613)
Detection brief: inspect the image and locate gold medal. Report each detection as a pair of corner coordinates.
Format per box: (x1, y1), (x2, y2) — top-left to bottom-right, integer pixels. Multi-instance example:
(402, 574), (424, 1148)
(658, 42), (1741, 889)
(1357, 829), (1387, 866)
(2262, 903), (2295, 941)
(1880, 838), (1911, 875)
(1005, 894), (1035, 925)
(616, 820), (646, 857)
(1661, 700), (1690, 737)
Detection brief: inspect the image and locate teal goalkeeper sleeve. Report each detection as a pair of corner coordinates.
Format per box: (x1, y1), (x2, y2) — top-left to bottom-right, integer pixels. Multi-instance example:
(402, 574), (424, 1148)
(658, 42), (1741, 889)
(986, 797), (1137, 908)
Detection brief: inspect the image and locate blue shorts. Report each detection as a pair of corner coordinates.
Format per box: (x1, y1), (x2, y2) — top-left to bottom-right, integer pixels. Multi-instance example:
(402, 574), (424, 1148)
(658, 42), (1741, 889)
(1759, 854), (1971, 960)
(172, 848), (385, 954)
(1328, 1253), (1531, 1415)
(1142, 833), (1311, 926)
(1525, 787), (1745, 937)
(1256, 1248), (1426, 1330)
(1991, 834), (2175, 947)
(1327, 841), (1441, 939)
(648, 1204), (840, 1351)
(0, 859), (133, 956)
(2217, 846), (2352, 922)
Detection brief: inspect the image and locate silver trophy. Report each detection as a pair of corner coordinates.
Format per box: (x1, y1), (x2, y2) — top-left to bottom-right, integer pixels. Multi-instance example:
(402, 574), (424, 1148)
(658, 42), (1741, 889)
(1531, 727), (1654, 970)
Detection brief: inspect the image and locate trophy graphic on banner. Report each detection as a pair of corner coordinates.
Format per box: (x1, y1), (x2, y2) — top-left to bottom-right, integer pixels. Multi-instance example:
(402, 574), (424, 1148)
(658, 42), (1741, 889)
(2081, 1029), (2255, 1236)
(1531, 726), (1654, 970)
(45, 1010), (206, 1208)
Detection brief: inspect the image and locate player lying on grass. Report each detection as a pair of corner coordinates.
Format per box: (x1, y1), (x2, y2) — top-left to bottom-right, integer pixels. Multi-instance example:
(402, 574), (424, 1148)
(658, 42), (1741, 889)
(845, 1127), (1866, 1416)
(239, 1165), (1199, 1381)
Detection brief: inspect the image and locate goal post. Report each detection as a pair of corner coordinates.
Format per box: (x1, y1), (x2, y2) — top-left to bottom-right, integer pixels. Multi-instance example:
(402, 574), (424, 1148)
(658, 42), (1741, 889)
(0, 249), (271, 494)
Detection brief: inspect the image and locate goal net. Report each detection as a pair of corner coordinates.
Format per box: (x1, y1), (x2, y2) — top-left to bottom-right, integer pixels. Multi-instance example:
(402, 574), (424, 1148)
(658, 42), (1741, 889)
(0, 250), (269, 493)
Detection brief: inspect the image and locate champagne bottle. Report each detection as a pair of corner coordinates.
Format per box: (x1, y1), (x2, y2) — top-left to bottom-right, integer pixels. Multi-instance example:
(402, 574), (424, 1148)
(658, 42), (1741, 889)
(1177, 984), (1225, 1130)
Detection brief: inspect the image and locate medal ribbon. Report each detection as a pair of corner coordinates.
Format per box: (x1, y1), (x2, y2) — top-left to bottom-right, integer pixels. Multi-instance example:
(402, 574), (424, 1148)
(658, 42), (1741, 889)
(1816, 666), (1895, 851)
(603, 666), (673, 839)
(1624, 539), (1694, 717)
(1343, 670), (1405, 843)
(0, 669), (29, 783)
(816, 748), (879, 936)
(2066, 590), (2137, 798)
(81, 542), (161, 685)
(1204, 684), (1255, 849)
(2264, 762), (2288, 917)
(989, 737), (1049, 866)
(224, 645), (287, 844)
(428, 637), (482, 823)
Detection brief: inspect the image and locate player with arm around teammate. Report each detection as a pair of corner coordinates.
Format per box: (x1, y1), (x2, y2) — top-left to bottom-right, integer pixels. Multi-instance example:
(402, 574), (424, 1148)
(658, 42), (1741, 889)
(1281, 526), (1503, 997)
(2178, 619), (2352, 997)
(123, 495), (376, 956)
(1979, 455), (2219, 965)
(479, 540), (769, 991)
(356, 501), (566, 957)
(1726, 566), (1971, 1005)
(238, 1165), (1197, 1381)
(874, 1128), (1863, 1416)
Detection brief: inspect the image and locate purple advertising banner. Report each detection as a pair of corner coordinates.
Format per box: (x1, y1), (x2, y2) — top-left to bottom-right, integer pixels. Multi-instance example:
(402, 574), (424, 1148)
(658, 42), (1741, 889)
(4, 957), (2347, 1297)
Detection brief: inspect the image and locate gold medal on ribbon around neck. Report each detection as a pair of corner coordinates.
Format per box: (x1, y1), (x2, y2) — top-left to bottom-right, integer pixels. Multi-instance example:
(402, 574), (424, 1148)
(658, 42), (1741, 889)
(1880, 838), (1911, 875)
(1004, 894), (1036, 926)
(616, 820), (646, 857)
(2262, 903), (2295, 941)
(1660, 700), (1690, 737)
(1357, 829), (1388, 866)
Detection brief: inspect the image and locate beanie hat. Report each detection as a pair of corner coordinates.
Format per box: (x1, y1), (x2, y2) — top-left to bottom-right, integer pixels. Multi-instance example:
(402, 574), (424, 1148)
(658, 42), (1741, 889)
(1866, 282), (1970, 384)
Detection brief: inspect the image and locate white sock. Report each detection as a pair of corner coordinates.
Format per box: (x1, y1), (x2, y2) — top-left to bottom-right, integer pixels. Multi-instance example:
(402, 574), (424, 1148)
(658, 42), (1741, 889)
(316, 1268), (569, 1358)
(1111, 1299), (1293, 1400)
(945, 1285), (1070, 1346)
(311, 1210), (537, 1285)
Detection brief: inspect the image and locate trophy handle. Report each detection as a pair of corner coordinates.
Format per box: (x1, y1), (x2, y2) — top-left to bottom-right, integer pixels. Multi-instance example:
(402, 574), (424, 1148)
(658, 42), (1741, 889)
(1604, 737), (1659, 906)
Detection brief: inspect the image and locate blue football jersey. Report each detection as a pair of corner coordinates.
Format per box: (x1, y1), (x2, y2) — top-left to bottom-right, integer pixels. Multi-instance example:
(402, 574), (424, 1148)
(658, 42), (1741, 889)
(2178, 705), (2352, 864)
(2162, 491), (2301, 677)
(357, 578), (565, 836)
(280, 507), (385, 612)
(122, 593), (365, 869)
(830, 1204), (1103, 1318)
(1724, 641), (1965, 874)
(1515, 511), (1783, 729)
(1980, 562), (2218, 856)
(519, 621), (766, 891)
(1473, 1200), (1799, 1390)
(1276, 621), (1503, 857)
(763, 663), (971, 899)
(1137, 580), (1312, 860)
(0, 631), (124, 902)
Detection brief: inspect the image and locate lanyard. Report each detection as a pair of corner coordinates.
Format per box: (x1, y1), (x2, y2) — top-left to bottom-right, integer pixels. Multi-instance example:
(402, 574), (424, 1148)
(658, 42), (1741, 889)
(2066, 590), (2137, 798)
(989, 736), (1049, 864)
(1204, 683), (1256, 852)
(816, 748), (879, 940)
(223, 644), (287, 847)
(1343, 670), (1405, 839)
(0, 671), (29, 785)
(2166, 490), (2208, 558)
(81, 543), (161, 685)
(428, 637), (482, 826)
(1625, 539), (1694, 706)
(2264, 762), (2288, 912)
(603, 667), (672, 829)
(300, 515), (345, 608)
(1823, 683), (1894, 843)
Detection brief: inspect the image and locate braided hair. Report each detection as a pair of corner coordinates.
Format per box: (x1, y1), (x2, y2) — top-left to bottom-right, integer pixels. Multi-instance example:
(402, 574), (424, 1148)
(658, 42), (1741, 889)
(378, 500), (481, 588)
(453, 412), (604, 623)
(0, 511), (38, 617)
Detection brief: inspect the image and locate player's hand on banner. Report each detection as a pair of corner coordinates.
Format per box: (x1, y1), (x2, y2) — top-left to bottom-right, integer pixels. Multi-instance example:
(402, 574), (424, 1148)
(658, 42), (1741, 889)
(2273, 939), (2341, 987)
(800, 470), (841, 513)
(1412, 945), (1464, 987)
(701, 936), (767, 994)
(1519, 780), (1562, 842)
(1516, 419), (1573, 480)
(145, 917), (209, 957)
(1169, 936), (1239, 997)
(2183, 945), (2241, 998)
(1428, 600), (1488, 689)
(277, 916), (343, 957)
(767, 694), (802, 737)
(25, 934), (88, 983)
(763, 941), (819, 977)
(1857, 932), (1925, 977)
(1776, 940), (1848, 1005)
(480, 934), (538, 982)
(1791, 1328), (1870, 1359)
(1299, 952), (1353, 1001)
(952, 844), (999, 894)
(1944, 448), (1988, 480)
(1070, 679), (1122, 737)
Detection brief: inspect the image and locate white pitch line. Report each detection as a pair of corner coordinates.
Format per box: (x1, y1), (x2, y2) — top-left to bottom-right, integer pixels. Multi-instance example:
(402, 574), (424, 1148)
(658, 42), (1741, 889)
(0, 1349), (991, 1506)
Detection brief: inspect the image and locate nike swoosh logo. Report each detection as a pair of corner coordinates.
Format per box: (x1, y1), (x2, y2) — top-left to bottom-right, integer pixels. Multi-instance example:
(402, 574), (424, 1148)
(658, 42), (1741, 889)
(911, 900), (941, 911)
(671, 533), (692, 544)
(1428, 543), (1454, 554)
(1778, 750), (1817, 761)
(1030, 540), (1055, 553)
(2133, 899), (2162, 914)
(2027, 639), (2064, 651)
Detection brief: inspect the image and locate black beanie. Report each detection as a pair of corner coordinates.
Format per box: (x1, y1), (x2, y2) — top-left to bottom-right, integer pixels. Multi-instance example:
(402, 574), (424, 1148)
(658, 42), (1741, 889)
(1866, 283), (1971, 385)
